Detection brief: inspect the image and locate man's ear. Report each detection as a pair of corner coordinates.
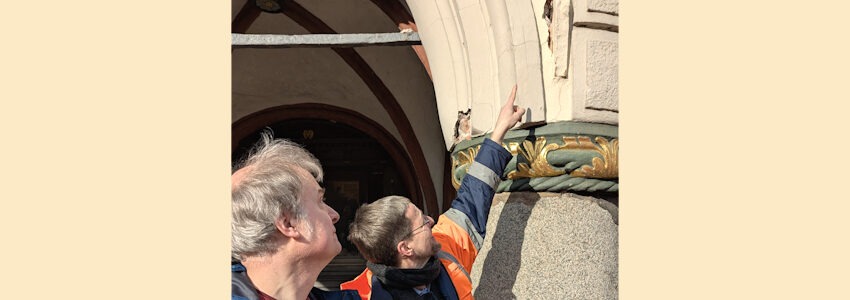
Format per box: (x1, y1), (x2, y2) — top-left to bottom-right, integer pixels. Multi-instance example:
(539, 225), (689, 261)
(396, 240), (412, 258)
(275, 215), (300, 238)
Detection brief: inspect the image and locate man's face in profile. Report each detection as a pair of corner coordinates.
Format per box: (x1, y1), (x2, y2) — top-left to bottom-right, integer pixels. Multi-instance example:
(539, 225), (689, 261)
(295, 168), (342, 260)
(403, 203), (441, 260)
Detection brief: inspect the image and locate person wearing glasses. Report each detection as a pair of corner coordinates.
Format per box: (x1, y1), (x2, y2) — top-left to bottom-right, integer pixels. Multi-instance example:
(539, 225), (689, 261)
(231, 133), (360, 300)
(343, 86), (525, 300)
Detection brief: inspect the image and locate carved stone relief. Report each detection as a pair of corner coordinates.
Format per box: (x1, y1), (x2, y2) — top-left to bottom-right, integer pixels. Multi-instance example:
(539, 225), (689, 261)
(451, 121), (618, 193)
(543, 0), (618, 124)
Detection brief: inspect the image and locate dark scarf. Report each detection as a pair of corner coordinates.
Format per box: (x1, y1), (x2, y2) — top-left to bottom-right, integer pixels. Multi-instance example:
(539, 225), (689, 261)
(366, 256), (444, 300)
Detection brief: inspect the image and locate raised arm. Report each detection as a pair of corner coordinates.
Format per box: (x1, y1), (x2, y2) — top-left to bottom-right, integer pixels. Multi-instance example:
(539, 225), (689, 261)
(489, 85), (525, 144)
(448, 85), (525, 240)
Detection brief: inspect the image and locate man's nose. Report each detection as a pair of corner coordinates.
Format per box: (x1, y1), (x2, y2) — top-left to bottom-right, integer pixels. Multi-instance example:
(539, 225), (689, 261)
(329, 207), (340, 224)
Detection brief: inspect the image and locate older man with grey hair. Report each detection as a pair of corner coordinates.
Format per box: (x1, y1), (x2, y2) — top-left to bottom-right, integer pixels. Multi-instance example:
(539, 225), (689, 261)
(231, 133), (360, 300)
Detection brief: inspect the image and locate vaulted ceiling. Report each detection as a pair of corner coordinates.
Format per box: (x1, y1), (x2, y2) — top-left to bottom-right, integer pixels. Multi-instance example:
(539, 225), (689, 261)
(231, 0), (446, 213)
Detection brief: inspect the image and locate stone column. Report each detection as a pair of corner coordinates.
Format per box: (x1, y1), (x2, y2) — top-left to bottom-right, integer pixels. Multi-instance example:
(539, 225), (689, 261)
(424, 0), (619, 296)
(451, 122), (619, 299)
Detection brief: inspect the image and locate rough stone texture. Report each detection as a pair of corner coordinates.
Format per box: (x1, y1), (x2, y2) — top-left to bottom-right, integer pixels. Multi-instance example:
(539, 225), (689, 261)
(573, 0), (618, 26)
(471, 192), (618, 299)
(589, 0), (619, 15)
(570, 27), (619, 124)
(586, 40), (618, 112)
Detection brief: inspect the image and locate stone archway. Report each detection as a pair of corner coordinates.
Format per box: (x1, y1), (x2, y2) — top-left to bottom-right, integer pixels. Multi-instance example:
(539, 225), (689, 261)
(404, 0), (548, 149)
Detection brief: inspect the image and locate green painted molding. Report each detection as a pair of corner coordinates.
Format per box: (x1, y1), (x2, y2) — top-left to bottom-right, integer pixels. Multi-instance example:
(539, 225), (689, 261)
(451, 121), (618, 193)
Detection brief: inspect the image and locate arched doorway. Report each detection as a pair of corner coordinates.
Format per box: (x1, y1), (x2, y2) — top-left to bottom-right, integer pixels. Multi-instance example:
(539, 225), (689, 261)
(232, 103), (421, 289)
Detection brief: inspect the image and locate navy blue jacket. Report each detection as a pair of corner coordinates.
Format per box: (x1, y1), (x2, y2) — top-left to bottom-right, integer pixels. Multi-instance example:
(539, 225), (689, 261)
(232, 262), (360, 300)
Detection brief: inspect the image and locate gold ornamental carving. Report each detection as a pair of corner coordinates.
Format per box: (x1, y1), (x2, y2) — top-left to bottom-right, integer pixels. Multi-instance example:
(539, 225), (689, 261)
(506, 137), (566, 180)
(566, 136), (618, 179)
(450, 145), (480, 189)
(451, 135), (618, 189)
(504, 135), (619, 180)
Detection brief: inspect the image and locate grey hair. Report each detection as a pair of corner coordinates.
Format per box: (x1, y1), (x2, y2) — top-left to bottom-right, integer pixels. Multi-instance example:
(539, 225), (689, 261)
(347, 196), (412, 265)
(231, 132), (323, 259)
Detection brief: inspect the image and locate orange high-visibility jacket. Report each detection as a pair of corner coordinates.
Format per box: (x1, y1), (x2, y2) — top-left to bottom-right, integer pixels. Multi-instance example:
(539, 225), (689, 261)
(341, 139), (511, 300)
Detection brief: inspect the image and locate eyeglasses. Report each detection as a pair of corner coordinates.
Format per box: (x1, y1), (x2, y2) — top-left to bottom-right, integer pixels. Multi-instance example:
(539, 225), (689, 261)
(403, 215), (434, 240)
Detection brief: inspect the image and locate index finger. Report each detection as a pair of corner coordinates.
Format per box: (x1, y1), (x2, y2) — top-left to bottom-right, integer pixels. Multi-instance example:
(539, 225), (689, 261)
(506, 84), (517, 106)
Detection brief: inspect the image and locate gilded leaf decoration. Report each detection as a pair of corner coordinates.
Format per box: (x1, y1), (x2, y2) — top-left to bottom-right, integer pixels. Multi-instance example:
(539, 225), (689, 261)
(560, 136), (598, 150)
(566, 137), (618, 178)
(506, 137), (565, 179)
(452, 134), (618, 190)
(504, 142), (520, 155)
(451, 146), (480, 189)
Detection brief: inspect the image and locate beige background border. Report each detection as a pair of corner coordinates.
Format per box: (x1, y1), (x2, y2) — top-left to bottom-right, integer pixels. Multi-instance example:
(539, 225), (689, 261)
(3, 0), (849, 298)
